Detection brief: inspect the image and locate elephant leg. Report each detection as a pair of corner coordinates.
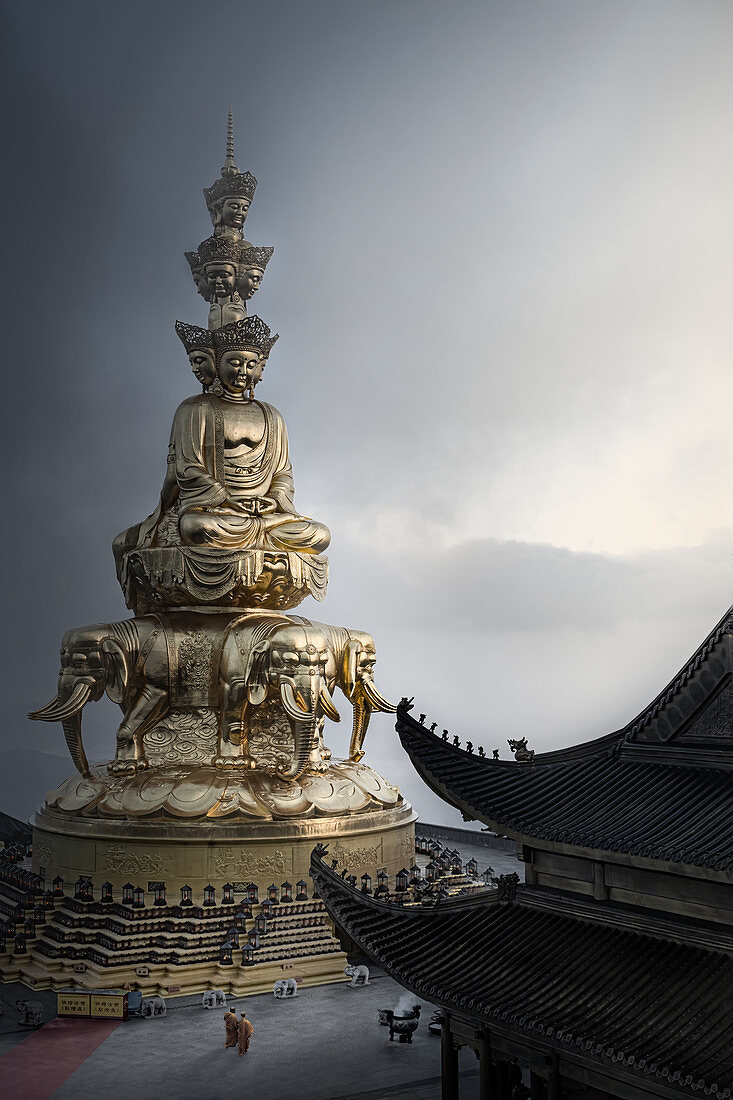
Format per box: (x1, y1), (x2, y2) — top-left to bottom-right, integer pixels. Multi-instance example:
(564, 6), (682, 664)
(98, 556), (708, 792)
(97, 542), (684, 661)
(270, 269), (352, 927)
(214, 680), (256, 769)
(109, 685), (167, 775)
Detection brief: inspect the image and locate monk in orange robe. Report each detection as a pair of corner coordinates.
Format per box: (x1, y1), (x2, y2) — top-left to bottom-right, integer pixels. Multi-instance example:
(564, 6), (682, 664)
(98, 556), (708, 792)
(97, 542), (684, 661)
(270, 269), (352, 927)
(238, 1012), (253, 1056)
(224, 1009), (239, 1048)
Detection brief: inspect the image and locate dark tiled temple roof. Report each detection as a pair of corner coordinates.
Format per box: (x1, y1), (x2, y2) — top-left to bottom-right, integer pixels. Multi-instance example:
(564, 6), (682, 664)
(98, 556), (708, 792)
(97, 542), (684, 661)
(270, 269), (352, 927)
(311, 849), (733, 1096)
(396, 607), (733, 871)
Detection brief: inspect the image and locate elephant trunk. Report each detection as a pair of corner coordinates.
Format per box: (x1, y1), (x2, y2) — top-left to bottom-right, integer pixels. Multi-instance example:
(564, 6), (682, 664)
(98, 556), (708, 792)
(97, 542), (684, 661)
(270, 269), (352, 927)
(278, 679), (319, 782)
(349, 694), (369, 763)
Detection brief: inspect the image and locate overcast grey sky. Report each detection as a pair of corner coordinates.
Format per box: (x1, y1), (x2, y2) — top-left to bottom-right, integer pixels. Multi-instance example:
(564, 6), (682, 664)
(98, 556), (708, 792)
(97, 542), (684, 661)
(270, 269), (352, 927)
(2, 1), (731, 823)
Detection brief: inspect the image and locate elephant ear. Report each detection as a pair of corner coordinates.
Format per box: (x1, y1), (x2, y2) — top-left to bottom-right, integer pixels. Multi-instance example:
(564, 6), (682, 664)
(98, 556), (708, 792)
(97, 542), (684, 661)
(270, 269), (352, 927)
(101, 638), (129, 704)
(244, 643), (269, 706)
(341, 639), (362, 700)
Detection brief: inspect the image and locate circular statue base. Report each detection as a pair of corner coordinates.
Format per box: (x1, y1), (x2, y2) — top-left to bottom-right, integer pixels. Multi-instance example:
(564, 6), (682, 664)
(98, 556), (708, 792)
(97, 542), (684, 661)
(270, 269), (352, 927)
(33, 794), (416, 900)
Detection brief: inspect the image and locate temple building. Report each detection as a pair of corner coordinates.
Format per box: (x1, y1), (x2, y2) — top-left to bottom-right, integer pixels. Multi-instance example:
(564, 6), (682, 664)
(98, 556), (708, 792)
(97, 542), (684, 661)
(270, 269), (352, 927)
(311, 605), (733, 1098)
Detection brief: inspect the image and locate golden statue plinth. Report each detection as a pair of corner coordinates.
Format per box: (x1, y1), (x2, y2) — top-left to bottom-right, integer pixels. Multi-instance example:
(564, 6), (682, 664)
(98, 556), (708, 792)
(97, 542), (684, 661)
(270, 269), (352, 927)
(4, 113), (415, 1000)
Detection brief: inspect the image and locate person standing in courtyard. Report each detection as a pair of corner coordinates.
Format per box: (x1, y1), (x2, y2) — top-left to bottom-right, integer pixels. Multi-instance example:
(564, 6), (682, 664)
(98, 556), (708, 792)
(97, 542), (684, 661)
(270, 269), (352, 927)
(224, 1007), (239, 1048)
(238, 1011), (253, 1056)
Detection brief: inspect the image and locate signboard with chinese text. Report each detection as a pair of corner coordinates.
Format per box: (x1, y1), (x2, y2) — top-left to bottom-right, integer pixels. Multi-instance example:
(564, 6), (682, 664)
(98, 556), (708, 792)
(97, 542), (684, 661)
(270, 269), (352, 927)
(90, 992), (127, 1019)
(57, 991), (90, 1017)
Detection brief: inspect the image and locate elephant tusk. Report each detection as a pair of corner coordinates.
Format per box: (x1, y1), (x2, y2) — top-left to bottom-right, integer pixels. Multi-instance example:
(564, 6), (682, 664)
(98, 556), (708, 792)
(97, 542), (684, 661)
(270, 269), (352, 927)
(29, 696), (65, 720)
(280, 680), (312, 722)
(28, 682), (93, 722)
(319, 684), (340, 723)
(362, 677), (397, 713)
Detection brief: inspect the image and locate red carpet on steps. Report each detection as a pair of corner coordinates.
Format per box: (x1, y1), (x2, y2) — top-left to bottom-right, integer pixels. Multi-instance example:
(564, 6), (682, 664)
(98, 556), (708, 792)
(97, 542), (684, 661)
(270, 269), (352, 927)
(0, 1016), (121, 1100)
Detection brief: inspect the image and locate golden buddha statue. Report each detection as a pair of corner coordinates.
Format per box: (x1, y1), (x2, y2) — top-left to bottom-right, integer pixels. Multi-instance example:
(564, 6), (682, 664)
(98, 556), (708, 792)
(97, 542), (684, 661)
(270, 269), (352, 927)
(174, 317), (330, 554)
(113, 316), (330, 593)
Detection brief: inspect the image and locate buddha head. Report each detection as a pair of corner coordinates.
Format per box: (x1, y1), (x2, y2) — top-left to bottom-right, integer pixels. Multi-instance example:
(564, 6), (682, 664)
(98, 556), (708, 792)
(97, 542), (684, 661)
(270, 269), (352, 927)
(219, 196), (250, 231)
(175, 321), (217, 390)
(213, 316), (280, 401)
(217, 348), (263, 399)
(204, 262), (239, 301)
(237, 246), (274, 302)
(202, 112), (258, 237)
(186, 237), (243, 302)
(239, 266), (263, 301)
(204, 175), (257, 236)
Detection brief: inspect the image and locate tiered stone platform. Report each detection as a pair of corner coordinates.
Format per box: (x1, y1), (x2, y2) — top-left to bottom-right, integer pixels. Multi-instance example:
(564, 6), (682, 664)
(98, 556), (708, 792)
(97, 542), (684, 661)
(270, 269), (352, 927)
(1, 790), (416, 995)
(0, 843), (346, 996)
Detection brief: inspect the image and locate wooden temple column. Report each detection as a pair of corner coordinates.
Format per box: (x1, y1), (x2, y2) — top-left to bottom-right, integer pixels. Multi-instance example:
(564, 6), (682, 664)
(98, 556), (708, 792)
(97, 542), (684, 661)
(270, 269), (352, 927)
(441, 1014), (460, 1100)
(530, 1068), (548, 1099)
(545, 1054), (561, 1100)
(477, 1028), (497, 1099)
(495, 1059), (512, 1099)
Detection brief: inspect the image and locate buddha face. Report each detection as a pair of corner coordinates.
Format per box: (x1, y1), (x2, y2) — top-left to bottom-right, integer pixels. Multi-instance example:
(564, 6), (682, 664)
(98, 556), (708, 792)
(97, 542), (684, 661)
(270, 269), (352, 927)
(188, 350), (216, 388)
(239, 266), (264, 301)
(205, 263), (237, 299)
(217, 348), (264, 397)
(221, 197), (250, 229)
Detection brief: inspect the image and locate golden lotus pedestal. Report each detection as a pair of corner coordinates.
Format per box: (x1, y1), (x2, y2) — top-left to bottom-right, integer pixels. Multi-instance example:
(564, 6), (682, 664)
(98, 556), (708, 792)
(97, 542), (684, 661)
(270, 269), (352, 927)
(2, 763), (415, 998)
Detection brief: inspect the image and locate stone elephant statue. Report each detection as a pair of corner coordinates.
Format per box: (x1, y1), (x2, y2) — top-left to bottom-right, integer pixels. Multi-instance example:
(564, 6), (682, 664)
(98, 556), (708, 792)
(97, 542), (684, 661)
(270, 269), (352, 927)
(16, 999), (43, 1027)
(202, 989), (227, 1008)
(344, 963), (369, 987)
(141, 994), (167, 1018)
(292, 619), (396, 762)
(29, 611), (340, 783)
(273, 978), (299, 998)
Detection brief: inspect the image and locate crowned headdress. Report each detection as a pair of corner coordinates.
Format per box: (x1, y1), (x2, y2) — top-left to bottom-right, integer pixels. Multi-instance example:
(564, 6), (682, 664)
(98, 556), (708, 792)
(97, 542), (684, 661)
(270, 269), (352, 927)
(185, 235), (245, 274)
(174, 321), (215, 355)
(213, 316), (280, 360)
(241, 245), (274, 271)
(203, 110), (257, 214)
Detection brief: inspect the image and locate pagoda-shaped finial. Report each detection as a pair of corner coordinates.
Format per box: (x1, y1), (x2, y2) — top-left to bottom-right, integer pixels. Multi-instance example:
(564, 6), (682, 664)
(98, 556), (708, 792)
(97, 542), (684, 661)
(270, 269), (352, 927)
(223, 108), (238, 175)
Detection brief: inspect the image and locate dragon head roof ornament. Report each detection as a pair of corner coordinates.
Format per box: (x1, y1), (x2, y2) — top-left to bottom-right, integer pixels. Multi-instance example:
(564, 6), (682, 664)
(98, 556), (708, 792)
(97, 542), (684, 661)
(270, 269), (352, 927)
(203, 109), (257, 213)
(213, 315), (280, 361)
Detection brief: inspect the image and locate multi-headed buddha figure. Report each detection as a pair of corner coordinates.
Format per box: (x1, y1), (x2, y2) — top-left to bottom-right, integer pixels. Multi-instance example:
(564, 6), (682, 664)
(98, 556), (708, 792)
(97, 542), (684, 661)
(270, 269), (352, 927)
(185, 239), (274, 330)
(114, 316), (330, 577)
(114, 114), (329, 609)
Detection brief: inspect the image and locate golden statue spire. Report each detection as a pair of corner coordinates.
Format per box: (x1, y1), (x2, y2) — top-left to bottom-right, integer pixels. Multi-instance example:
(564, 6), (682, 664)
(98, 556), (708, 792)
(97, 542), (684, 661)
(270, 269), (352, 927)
(223, 107), (238, 174)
